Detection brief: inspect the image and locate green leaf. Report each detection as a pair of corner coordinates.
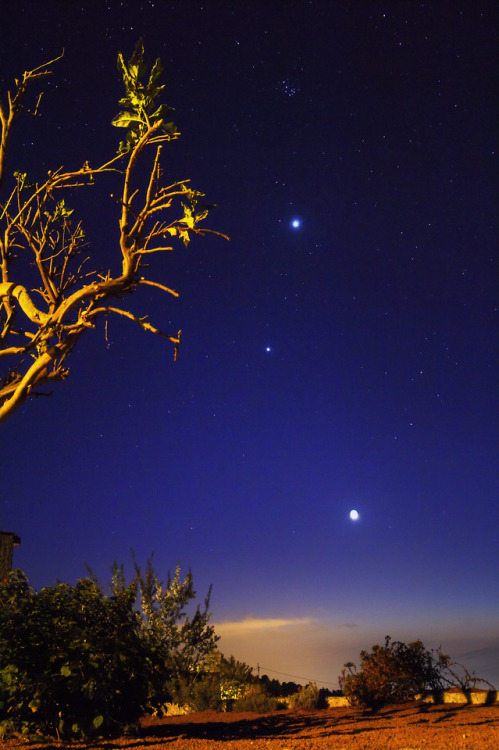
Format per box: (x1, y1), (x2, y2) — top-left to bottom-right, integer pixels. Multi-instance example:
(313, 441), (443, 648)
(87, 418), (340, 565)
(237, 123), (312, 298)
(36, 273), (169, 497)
(111, 112), (144, 129)
(180, 204), (195, 230)
(179, 228), (190, 246)
(60, 665), (72, 677)
(130, 38), (144, 67)
(129, 92), (145, 107)
(117, 52), (127, 77)
(147, 84), (166, 102)
(148, 57), (164, 87)
(92, 714), (104, 730)
(150, 104), (174, 121)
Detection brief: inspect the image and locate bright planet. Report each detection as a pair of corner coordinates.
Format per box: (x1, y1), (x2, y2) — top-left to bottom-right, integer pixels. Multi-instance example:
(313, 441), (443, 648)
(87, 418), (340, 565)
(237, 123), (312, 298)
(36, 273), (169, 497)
(349, 509), (359, 520)
(291, 218), (301, 228)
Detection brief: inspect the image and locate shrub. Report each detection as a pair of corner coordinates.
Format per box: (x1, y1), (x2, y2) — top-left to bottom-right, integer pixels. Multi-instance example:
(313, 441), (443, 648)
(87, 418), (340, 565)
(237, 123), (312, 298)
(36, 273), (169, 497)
(168, 673), (222, 712)
(339, 636), (446, 709)
(233, 689), (284, 713)
(0, 570), (148, 739)
(288, 682), (322, 709)
(0, 563), (218, 739)
(131, 557), (219, 714)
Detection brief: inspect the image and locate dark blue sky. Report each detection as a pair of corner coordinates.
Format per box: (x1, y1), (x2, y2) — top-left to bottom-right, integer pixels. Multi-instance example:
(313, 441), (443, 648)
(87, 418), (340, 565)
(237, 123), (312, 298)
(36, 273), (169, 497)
(1, 1), (497, 687)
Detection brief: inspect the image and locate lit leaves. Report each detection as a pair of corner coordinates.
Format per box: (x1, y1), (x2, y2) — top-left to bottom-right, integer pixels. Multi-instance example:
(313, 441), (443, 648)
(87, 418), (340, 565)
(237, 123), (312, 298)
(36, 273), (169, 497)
(112, 38), (177, 154)
(13, 171), (34, 191)
(161, 189), (212, 246)
(43, 198), (73, 222)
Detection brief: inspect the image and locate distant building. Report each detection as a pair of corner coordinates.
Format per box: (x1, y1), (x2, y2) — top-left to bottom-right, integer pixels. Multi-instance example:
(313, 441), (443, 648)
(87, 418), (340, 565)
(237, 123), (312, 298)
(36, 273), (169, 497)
(0, 531), (21, 580)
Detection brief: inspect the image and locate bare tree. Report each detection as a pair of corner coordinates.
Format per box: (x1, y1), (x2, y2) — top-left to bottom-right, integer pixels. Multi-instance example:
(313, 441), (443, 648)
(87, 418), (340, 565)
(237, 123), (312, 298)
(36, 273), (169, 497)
(0, 40), (227, 424)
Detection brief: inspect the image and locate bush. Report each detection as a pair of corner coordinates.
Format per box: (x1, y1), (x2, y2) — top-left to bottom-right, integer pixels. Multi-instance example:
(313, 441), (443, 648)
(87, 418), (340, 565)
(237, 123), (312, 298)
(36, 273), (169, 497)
(339, 636), (446, 709)
(131, 557), (219, 714)
(168, 673), (222, 712)
(288, 682), (322, 709)
(0, 570), (148, 740)
(233, 689), (284, 713)
(0, 563), (218, 739)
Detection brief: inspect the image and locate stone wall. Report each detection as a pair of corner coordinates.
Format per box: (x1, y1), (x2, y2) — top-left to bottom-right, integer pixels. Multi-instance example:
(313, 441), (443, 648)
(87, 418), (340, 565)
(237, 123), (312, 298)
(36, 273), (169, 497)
(326, 689), (497, 708)
(414, 688), (497, 705)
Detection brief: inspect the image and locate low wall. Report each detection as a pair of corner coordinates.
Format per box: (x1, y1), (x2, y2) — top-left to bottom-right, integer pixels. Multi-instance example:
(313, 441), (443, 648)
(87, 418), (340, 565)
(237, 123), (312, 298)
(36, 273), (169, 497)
(326, 696), (349, 707)
(327, 689), (497, 708)
(414, 689), (497, 705)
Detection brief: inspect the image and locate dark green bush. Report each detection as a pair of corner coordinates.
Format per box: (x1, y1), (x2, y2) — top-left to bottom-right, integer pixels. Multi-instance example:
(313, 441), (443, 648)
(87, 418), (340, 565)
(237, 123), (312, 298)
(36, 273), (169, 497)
(0, 570), (148, 739)
(0, 563), (218, 739)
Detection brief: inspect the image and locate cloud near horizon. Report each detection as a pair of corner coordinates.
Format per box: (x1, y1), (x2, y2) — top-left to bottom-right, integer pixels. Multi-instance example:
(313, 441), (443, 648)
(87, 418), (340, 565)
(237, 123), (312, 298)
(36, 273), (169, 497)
(213, 616), (346, 686)
(214, 616), (316, 635)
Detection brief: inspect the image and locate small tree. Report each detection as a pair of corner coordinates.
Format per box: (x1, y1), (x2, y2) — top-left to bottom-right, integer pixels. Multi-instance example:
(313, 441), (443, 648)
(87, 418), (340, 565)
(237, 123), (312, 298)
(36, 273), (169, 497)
(340, 636), (495, 709)
(131, 556), (219, 712)
(0, 40), (227, 424)
(339, 636), (446, 709)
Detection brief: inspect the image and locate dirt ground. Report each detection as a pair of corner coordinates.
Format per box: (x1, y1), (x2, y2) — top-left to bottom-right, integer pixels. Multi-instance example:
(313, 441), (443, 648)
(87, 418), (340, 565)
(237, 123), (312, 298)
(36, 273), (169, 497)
(3, 703), (498, 749)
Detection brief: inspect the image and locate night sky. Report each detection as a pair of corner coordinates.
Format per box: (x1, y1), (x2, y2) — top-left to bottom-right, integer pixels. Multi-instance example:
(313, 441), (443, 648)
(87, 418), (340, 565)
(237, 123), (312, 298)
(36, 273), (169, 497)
(1, 1), (498, 688)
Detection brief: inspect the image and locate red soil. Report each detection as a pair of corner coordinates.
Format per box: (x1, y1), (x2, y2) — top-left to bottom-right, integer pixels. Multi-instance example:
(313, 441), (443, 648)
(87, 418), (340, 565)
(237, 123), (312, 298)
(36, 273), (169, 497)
(3, 703), (499, 749)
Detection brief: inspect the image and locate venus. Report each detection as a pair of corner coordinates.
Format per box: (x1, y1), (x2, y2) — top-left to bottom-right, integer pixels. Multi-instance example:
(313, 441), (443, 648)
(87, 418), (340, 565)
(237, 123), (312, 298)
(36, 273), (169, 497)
(350, 509), (359, 520)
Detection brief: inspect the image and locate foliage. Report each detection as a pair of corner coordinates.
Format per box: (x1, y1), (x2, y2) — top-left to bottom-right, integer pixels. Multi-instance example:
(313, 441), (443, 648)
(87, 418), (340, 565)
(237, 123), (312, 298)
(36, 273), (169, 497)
(167, 652), (255, 713)
(0, 40), (227, 423)
(169, 672), (222, 712)
(0, 569), (147, 739)
(288, 682), (322, 709)
(131, 555), (219, 713)
(233, 689), (285, 713)
(218, 654), (255, 705)
(0, 561), (218, 739)
(340, 636), (452, 709)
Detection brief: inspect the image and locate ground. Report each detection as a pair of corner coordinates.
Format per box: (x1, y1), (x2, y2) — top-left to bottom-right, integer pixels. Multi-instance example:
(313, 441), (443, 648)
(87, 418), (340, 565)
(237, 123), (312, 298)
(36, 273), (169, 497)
(3, 703), (498, 749)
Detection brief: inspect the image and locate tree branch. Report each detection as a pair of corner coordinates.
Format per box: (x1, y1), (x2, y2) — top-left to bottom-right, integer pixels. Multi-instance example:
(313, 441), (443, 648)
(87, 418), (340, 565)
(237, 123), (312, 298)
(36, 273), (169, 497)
(0, 42), (227, 422)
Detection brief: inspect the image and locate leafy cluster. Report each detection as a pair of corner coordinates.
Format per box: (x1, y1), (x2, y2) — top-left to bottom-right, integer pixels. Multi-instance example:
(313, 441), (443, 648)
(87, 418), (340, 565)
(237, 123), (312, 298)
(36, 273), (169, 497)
(0, 562), (218, 740)
(112, 38), (177, 154)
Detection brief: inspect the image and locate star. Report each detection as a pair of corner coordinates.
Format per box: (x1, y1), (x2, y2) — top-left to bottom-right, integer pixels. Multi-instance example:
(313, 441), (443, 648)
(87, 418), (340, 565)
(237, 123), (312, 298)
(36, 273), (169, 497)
(291, 218), (301, 229)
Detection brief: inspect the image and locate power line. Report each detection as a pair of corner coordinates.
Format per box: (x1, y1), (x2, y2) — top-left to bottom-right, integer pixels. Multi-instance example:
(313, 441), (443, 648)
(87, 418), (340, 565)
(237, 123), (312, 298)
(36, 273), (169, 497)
(254, 664), (339, 688)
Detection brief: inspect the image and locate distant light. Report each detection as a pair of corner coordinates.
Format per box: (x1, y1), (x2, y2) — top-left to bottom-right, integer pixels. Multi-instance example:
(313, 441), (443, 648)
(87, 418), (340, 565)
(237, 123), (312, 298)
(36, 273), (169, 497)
(291, 218), (301, 229)
(266, 346), (271, 352)
(349, 509), (359, 521)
